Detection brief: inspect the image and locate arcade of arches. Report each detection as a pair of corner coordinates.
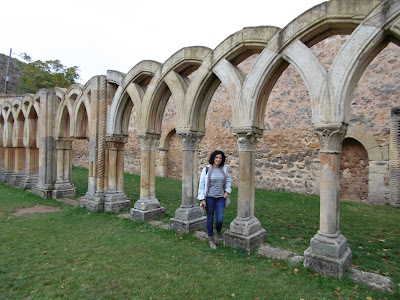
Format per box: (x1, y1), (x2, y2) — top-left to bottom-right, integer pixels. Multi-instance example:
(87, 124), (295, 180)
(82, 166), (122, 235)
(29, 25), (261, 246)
(1, 0), (400, 278)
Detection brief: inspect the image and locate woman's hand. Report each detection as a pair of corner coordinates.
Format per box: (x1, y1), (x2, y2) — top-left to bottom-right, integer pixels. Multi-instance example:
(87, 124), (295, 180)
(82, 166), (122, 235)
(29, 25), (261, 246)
(224, 192), (229, 199)
(200, 200), (206, 207)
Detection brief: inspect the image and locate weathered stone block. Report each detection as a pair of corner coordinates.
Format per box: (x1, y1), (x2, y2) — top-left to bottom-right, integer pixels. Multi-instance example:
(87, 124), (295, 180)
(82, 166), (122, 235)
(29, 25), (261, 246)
(304, 247), (352, 279)
(130, 207), (165, 221)
(224, 229), (267, 252)
(170, 216), (206, 233)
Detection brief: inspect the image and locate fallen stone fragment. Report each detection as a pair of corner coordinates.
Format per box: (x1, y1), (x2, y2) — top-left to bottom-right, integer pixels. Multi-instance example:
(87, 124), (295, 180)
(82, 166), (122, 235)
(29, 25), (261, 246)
(348, 268), (393, 292)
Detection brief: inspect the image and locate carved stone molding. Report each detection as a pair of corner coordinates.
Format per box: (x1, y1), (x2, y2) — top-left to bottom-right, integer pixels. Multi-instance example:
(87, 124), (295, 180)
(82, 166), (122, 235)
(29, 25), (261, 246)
(314, 123), (348, 154)
(177, 132), (204, 151)
(138, 133), (160, 151)
(233, 130), (262, 152)
(106, 135), (128, 151)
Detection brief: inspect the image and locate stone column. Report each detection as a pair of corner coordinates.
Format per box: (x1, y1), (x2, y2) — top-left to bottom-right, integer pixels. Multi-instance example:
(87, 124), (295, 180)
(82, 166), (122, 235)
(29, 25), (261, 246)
(34, 91), (56, 198)
(304, 123), (352, 278)
(103, 135), (131, 212)
(224, 129), (267, 251)
(130, 133), (165, 221)
(19, 147), (39, 189)
(3, 147), (15, 183)
(9, 147), (26, 186)
(389, 107), (400, 206)
(170, 132), (206, 233)
(52, 138), (76, 198)
(0, 147), (5, 182)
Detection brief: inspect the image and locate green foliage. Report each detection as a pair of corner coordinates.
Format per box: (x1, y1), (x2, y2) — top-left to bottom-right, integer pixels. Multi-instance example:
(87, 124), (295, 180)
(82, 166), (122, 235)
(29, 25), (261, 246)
(17, 53), (80, 94)
(0, 167), (398, 299)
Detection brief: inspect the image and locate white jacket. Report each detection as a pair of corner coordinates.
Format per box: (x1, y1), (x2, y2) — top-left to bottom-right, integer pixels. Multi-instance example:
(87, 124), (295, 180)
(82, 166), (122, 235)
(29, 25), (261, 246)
(197, 164), (232, 205)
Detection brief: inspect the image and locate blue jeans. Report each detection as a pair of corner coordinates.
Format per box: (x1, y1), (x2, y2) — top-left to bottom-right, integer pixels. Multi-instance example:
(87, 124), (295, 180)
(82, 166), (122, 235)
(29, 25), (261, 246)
(205, 197), (225, 237)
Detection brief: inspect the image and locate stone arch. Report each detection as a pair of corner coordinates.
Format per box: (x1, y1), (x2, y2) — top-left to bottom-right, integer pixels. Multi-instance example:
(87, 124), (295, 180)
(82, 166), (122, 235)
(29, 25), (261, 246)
(156, 127), (182, 178)
(345, 127), (389, 204)
(141, 46), (212, 135)
(239, 0), (386, 130)
(3, 103), (15, 183)
(74, 97), (90, 139)
(107, 60), (160, 136)
(340, 137), (369, 202)
(181, 26), (279, 133)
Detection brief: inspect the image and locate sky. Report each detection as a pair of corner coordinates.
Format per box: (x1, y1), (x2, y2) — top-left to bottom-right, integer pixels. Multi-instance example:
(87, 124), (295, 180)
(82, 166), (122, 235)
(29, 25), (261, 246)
(2, 0), (325, 83)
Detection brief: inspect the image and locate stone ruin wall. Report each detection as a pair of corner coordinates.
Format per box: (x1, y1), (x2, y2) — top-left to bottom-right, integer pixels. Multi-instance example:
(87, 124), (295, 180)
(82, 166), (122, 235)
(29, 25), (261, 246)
(72, 35), (400, 202)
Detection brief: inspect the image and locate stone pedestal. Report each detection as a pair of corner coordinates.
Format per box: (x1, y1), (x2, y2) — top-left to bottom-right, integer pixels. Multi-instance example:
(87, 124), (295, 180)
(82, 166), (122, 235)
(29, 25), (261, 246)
(8, 172), (25, 187)
(224, 216), (267, 251)
(52, 182), (76, 198)
(130, 197), (165, 221)
(105, 191), (131, 212)
(304, 232), (352, 278)
(19, 174), (39, 189)
(81, 191), (105, 212)
(170, 205), (206, 233)
(34, 184), (54, 198)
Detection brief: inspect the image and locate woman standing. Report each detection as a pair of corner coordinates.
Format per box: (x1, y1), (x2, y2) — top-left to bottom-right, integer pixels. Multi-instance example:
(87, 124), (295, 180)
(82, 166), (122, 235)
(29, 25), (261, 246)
(198, 150), (231, 249)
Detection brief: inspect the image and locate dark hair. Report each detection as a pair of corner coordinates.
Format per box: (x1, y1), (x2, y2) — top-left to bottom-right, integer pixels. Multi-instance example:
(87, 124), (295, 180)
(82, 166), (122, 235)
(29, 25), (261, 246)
(209, 150), (226, 167)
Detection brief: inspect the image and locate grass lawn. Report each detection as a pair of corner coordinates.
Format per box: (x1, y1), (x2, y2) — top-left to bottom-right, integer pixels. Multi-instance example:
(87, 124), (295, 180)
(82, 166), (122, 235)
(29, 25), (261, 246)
(0, 166), (398, 299)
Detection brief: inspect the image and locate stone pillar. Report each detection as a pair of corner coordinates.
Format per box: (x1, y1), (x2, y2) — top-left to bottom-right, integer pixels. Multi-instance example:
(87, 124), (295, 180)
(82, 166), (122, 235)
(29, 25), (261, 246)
(0, 147), (5, 182)
(224, 129), (267, 251)
(156, 147), (168, 177)
(81, 76), (110, 211)
(9, 147), (26, 186)
(19, 147), (39, 189)
(103, 135), (131, 212)
(34, 91), (56, 198)
(389, 107), (400, 206)
(52, 138), (76, 198)
(3, 147), (15, 183)
(170, 132), (206, 233)
(304, 123), (352, 278)
(130, 133), (165, 221)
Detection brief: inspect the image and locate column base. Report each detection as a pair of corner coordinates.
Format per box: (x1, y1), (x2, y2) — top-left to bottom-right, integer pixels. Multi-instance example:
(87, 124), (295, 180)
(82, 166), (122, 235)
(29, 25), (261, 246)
(81, 192), (105, 212)
(224, 216), (267, 251)
(304, 232), (352, 278)
(8, 173), (25, 187)
(33, 185), (54, 198)
(170, 205), (206, 233)
(224, 229), (267, 252)
(3, 171), (15, 184)
(130, 207), (165, 221)
(19, 175), (39, 189)
(52, 182), (76, 198)
(104, 191), (131, 212)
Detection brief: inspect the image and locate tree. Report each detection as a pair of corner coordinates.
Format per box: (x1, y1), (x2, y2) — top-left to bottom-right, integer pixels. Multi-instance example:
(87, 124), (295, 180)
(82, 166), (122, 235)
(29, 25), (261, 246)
(17, 53), (80, 94)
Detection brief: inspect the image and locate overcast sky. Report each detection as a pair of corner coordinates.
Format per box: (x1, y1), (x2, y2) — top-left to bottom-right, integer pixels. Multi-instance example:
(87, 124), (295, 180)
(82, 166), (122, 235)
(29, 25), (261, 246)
(2, 0), (325, 83)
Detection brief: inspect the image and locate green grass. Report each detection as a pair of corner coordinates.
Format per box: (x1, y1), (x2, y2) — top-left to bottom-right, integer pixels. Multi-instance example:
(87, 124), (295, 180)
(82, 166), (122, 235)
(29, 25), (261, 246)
(0, 166), (398, 299)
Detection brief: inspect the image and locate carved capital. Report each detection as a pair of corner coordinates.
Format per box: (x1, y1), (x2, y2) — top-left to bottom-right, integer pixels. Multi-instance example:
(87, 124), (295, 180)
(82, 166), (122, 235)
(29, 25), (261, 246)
(55, 138), (74, 150)
(233, 130), (262, 152)
(138, 133), (160, 151)
(177, 132), (204, 151)
(314, 123), (347, 154)
(106, 135), (128, 151)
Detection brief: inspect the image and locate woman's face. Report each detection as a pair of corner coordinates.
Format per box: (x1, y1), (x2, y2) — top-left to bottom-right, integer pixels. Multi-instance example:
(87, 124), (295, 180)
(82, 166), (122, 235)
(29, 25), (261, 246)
(214, 154), (222, 167)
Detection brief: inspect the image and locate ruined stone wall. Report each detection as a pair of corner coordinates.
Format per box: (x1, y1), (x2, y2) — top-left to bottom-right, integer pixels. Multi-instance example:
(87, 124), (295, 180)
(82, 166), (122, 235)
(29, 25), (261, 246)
(71, 35), (400, 202)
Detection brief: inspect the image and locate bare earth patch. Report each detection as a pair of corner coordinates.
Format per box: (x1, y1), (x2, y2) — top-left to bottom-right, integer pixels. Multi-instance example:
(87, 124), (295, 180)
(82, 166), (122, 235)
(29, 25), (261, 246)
(13, 205), (61, 216)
